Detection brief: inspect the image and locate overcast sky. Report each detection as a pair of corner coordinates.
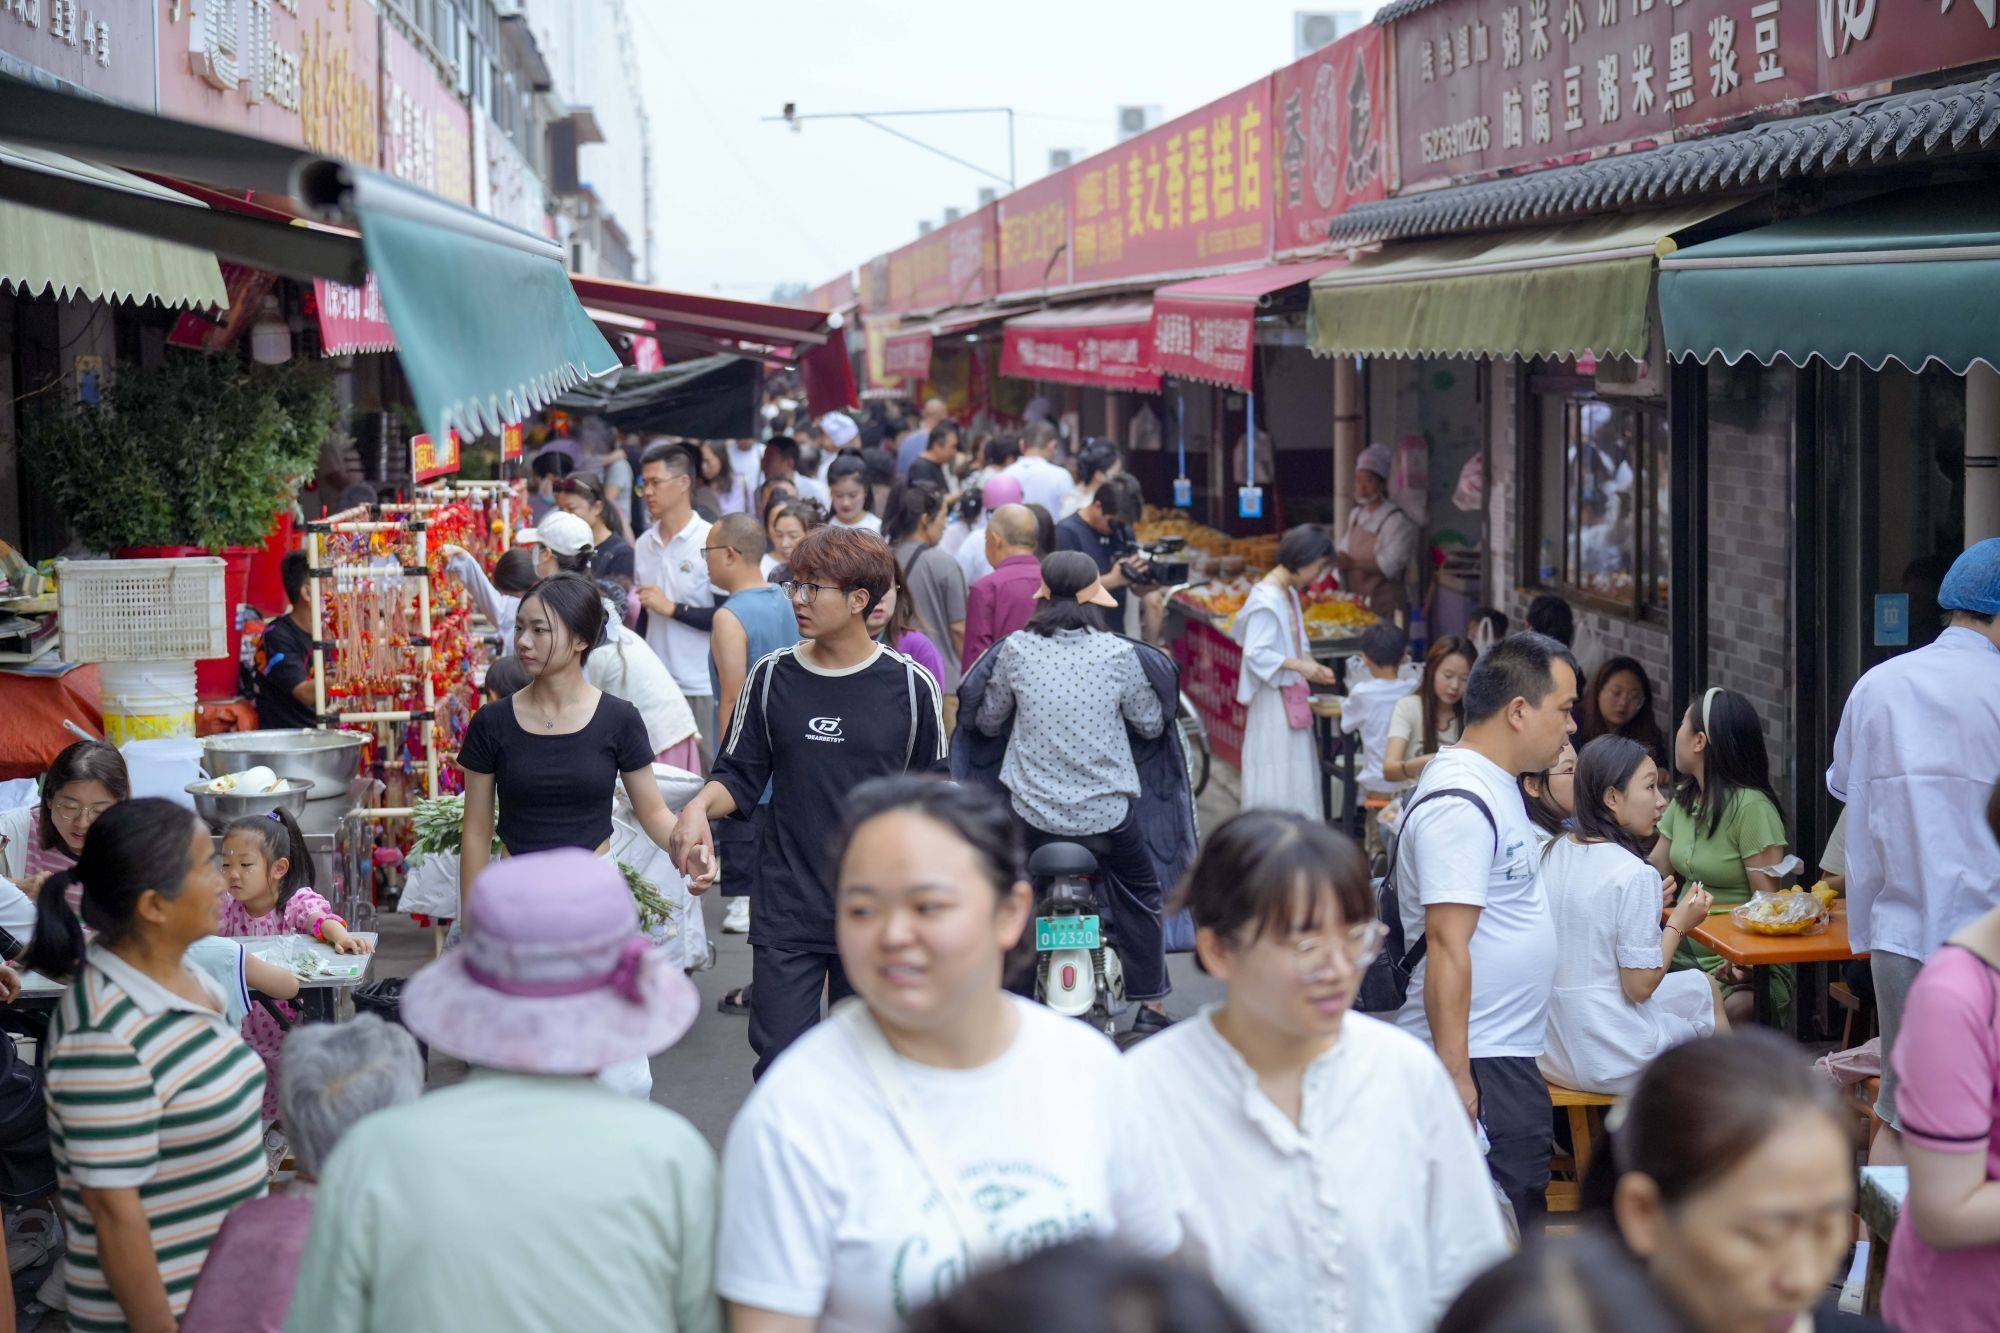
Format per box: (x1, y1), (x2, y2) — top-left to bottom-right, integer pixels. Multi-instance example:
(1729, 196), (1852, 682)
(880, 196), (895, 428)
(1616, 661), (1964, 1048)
(628, 2), (1366, 298)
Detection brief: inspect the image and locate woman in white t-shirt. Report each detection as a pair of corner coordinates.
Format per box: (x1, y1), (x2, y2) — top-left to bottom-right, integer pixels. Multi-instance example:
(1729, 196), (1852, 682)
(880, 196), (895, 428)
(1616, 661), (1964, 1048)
(1383, 634), (1475, 785)
(1125, 810), (1508, 1333)
(824, 455), (882, 534)
(717, 777), (1184, 1333)
(1540, 735), (1725, 1096)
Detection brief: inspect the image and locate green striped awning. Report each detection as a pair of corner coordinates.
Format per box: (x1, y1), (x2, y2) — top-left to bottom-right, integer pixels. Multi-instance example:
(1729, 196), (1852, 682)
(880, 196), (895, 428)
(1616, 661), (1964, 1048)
(1661, 183), (2000, 374)
(1310, 202), (1739, 361)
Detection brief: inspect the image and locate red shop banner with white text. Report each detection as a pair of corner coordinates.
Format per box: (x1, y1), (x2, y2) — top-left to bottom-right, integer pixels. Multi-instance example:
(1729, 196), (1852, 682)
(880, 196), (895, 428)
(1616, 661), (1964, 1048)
(1001, 307), (1160, 391)
(997, 169), (1074, 297)
(313, 274), (397, 355)
(1068, 81), (1275, 287)
(412, 432), (462, 483)
(1272, 26), (1391, 255)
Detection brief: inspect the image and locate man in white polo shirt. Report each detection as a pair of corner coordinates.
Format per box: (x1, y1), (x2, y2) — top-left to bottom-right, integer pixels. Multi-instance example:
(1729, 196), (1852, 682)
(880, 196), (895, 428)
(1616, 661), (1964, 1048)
(1394, 630), (1578, 1235)
(632, 444), (717, 764)
(1004, 420), (1074, 515)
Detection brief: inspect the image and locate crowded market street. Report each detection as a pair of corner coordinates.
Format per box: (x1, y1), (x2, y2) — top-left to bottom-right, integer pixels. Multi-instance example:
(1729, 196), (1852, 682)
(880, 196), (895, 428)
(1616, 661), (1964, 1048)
(2, 2), (2000, 1332)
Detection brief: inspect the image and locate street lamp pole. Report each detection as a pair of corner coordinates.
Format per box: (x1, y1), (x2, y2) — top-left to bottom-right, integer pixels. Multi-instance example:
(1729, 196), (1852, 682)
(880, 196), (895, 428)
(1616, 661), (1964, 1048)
(766, 105), (1017, 190)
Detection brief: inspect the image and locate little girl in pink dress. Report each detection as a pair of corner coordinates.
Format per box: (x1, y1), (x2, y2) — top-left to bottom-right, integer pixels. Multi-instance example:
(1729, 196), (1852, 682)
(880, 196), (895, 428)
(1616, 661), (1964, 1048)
(218, 809), (374, 1123)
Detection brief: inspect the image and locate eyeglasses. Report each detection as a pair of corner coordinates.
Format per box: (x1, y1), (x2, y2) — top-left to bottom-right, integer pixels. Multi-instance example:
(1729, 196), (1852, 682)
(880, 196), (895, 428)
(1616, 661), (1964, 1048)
(50, 796), (115, 823)
(1268, 921), (1389, 979)
(701, 545), (731, 556)
(778, 580), (847, 604)
(637, 475), (687, 493)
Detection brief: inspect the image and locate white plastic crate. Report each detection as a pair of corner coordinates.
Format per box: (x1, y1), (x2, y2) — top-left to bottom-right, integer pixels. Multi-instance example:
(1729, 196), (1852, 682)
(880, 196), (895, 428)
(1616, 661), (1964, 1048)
(56, 556), (229, 663)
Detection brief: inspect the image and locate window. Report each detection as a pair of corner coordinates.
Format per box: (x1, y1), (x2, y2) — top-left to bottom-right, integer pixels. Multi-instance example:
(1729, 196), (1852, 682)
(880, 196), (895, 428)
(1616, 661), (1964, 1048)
(1523, 375), (1669, 620)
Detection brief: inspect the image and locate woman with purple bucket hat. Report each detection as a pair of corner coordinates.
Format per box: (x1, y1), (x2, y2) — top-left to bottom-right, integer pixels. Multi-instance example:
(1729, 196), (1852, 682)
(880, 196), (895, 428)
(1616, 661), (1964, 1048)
(284, 850), (719, 1333)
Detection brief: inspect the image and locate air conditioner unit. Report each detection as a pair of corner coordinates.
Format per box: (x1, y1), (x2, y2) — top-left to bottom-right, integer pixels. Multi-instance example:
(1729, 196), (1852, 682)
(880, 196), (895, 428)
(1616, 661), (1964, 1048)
(976, 187), (997, 206)
(1048, 149), (1074, 171)
(1294, 11), (1363, 57)
(917, 220), (934, 235)
(1116, 106), (1161, 142)
(943, 207), (962, 224)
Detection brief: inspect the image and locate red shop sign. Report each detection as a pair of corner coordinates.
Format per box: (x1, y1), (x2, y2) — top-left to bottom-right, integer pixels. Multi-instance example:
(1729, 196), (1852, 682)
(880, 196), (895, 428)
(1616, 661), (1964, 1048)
(412, 431), (462, 483)
(313, 274), (397, 355)
(500, 422), (523, 462)
(883, 330), (934, 381)
(997, 169), (1073, 297)
(381, 20), (472, 205)
(1272, 26), (1392, 256)
(884, 205), (997, 313)
(1000, 302), (1159, 392)
(1152, 258), (1344, 391)
(1068, 81), (1275, 287)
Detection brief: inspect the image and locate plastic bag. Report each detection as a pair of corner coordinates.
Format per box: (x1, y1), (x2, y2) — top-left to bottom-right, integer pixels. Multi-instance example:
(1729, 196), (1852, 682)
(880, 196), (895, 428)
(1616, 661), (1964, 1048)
(398, 850), (462, 920)
(1731, 889), (1829, 937)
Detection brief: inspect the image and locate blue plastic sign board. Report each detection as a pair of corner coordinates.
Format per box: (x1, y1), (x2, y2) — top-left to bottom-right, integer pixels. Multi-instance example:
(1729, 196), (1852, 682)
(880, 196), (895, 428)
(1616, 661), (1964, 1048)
(1173, 477), (1193, 508)
(1874, 593), (1910, 647)
(1237, 486), (1263, 519)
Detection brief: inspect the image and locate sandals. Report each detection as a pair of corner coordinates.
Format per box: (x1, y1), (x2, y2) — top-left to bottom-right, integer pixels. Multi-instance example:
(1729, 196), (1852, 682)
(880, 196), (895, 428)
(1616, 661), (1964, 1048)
(716, 985), (752, 1016)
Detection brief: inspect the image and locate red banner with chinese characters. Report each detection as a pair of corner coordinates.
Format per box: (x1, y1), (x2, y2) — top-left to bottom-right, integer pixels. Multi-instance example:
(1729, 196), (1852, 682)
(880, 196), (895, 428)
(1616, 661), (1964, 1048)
(1387, 0), (2000, 191)
(1172, 617), (1245, 769)
(997, 170), (1074, 297)
(883, 330), (934, 381)
(1152, 259), (1345, 390)
(500, 423), (523, 463)
(412, 432), (463, 483)
(1068, 82), (1275, 287)
(1001, 304), (1159, 391)
(883, 206), (998, 313)
(313, 274), (397, 355)
(629, 337), (666, 373)
(1272, 27), (1391, 255)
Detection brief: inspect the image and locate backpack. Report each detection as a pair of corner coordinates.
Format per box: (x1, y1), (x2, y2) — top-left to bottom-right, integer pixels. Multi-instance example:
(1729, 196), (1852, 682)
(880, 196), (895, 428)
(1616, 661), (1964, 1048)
(1353, 787), (1497, 1014)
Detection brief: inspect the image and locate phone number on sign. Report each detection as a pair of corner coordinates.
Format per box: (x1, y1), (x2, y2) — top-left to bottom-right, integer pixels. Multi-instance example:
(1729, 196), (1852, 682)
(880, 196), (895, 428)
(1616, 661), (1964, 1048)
(1419, 115), (1492, 165)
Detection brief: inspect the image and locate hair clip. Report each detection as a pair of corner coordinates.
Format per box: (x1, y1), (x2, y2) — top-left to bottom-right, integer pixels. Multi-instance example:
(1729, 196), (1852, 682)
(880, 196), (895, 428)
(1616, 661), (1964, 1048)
(266, 809), (287, 822)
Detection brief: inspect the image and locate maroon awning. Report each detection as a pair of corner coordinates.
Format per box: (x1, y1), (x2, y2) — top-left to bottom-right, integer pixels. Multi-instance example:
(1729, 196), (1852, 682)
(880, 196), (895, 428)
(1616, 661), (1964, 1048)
(1000, 300), (1158, 391)
(1150, 259), (1345, 389)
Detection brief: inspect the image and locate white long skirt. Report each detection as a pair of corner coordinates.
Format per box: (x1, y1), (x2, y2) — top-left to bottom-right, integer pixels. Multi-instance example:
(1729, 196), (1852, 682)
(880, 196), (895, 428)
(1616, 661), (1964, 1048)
(1238, 687), (1321, 819)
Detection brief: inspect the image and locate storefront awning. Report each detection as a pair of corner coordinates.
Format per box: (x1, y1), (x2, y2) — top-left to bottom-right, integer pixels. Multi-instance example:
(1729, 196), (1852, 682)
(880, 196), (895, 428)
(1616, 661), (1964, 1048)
(568, 274), (831, 359)
(1309, 203), (1738, 361)
(1660, 183), (2000, 375)
(0, 72), (619, 444)
(554, 355), (762, 439)
(1000, 300), (1159, 391)
(1153, 259), (1345, 389)
(0, 146), (227, 310)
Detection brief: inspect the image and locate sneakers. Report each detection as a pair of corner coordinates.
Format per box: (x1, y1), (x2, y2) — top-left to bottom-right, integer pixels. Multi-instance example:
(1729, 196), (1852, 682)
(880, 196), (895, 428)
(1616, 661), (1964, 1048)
(1129, 1006), (1175, 1038)
(722, 898), (750, 934)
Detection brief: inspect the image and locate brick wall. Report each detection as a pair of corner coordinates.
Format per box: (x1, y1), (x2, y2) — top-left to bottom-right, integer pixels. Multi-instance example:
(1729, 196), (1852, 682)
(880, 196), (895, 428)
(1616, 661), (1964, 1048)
(1482, 361), (1795, 788)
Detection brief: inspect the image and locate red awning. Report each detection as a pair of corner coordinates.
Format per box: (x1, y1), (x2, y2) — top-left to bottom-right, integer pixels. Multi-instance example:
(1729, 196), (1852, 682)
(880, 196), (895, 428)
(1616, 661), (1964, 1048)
(1000, 300), (1158, 392)
(1150, 259), (1346, 389)
(882, 328), (933, 381)
(568, 273), (830, 360)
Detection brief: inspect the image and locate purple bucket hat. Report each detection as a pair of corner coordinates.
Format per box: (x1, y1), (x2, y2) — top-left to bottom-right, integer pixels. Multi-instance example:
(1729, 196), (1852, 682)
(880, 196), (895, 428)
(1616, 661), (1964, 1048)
(401, 849), (699, 1075)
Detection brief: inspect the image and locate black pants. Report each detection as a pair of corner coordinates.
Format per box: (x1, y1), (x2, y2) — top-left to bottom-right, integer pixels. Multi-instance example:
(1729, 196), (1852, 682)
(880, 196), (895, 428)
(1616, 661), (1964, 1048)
(0, 1035), (54, 1207)
(749, 946), (853, 1080)
(1020, 807), (1169, 1002)
(1471, 1054), (1550, 1236)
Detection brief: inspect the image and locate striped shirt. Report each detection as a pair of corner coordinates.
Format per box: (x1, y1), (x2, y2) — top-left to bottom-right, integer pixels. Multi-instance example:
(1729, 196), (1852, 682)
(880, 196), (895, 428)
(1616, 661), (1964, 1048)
(46, 945), (269, 1330)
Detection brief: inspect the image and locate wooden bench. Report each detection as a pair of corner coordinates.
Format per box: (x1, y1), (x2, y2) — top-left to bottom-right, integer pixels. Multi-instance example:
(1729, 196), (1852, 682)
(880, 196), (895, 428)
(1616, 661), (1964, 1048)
(1546, 1083), (1616, 1214)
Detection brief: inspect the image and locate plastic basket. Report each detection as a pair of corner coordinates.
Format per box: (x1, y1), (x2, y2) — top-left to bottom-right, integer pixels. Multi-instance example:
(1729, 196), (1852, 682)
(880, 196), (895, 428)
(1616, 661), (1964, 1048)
(56, 557), (229, 663)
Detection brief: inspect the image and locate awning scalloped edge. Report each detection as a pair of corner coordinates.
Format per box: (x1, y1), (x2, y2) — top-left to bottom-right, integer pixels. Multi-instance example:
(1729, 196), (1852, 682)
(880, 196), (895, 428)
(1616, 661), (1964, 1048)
(1668, 345), (2000, 376)
(436, 356), (614, 441)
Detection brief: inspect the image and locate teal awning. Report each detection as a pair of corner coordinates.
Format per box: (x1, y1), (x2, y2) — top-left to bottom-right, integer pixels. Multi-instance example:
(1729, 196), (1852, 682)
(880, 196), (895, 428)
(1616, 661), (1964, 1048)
(1660, 183), (2000, 374)
(0, 72), (618, 444)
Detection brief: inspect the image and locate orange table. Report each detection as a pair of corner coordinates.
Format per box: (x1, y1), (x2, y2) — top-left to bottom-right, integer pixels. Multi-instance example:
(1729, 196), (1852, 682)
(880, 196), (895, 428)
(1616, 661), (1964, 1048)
(1691, 906), (1868, 1029)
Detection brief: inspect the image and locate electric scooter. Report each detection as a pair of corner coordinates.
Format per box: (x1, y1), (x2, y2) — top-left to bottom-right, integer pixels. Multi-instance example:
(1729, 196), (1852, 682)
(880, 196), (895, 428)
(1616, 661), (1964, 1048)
(1026, 839), (1126, 1037)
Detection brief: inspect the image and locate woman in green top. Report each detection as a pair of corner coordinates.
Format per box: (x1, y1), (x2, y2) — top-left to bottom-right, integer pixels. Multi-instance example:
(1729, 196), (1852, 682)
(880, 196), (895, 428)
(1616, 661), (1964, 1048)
(1648, 687), (1793, 1026)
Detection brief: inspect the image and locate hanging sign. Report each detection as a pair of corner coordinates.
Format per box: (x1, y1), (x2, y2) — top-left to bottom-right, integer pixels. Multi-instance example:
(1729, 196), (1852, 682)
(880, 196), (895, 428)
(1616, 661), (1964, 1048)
(412, 431), (463, 483)
(500, 422), (523, 463)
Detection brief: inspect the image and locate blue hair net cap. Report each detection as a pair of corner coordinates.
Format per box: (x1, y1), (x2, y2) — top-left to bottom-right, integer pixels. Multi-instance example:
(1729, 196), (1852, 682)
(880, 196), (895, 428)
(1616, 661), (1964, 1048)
(1938, 536), (2000, 615)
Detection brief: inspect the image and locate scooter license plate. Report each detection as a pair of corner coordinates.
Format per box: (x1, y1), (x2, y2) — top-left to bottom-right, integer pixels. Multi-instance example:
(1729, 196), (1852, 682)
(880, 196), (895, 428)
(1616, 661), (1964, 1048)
(1036, 916), (1101, 951)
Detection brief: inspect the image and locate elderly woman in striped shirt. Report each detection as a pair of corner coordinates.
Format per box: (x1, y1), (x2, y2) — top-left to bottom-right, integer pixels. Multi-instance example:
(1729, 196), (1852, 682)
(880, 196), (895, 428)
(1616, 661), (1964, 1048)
(22, 799), (268, 1333)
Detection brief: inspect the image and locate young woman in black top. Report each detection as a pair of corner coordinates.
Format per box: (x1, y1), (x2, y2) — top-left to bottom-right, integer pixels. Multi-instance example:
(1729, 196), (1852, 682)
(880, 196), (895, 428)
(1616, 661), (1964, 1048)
(457, 572), (683, 916)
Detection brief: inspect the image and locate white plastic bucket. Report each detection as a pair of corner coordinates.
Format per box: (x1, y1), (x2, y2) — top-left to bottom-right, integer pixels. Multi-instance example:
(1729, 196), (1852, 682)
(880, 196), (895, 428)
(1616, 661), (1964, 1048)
(119, 736), (206, 808)
(99, 660), (198, 746)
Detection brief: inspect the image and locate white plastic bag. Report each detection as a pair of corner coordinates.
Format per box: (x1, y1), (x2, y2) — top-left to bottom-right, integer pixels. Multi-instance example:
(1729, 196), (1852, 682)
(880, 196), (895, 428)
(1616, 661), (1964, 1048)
(398, 850), (462, 920)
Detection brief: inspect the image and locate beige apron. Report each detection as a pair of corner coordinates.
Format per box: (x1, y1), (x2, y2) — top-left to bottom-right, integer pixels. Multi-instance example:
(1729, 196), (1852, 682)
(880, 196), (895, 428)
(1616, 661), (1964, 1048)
(1336, 507), (1409, 621)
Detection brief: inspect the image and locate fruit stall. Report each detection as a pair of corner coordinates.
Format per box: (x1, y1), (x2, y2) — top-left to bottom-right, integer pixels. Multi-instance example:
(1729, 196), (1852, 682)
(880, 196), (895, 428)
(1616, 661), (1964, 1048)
(1139, 510), (1379, 771)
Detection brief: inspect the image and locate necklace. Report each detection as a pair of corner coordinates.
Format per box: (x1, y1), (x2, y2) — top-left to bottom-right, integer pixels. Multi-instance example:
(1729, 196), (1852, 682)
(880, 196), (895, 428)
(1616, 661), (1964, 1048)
(522, 687), (565, 730)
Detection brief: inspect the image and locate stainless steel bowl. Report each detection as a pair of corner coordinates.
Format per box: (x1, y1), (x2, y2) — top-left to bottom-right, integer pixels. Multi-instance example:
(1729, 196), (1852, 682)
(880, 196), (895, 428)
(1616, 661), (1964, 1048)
(200, 730), (367, 801)
(185, 779), (311, 830)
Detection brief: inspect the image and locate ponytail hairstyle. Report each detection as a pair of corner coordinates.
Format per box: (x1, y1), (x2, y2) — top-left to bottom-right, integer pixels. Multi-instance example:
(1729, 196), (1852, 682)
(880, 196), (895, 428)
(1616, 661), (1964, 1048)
(223, 806), (315, 909)
(1675, 686), (1783, 840)
(21, 798), (205, 981)
(1571, 735), (1654, 860)
(38, 739), (131, 856)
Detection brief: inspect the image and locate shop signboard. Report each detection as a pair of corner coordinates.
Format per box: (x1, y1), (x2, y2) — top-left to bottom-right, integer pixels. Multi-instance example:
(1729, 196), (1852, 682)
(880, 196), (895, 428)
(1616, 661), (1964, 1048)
(312, 272), (395, 355)
(381, 18), (471, 205)
(1172, 618), (1246, 769)
(166, 262), (276, 351)
(1390, 0), (2000, 191)
(158, 0), (379, 167)
(629, 337), (664, 372)
(883, 204), (997, 314)
(804, 271), (857, 314)
(882, 330), (933, 381)
(999, 311), (1159, 392)
(997, 168), (1073, 297)
(411, 430), (461, 483)
(472, 107), (545, 234)
(0, 0), (153, 106)
(1068, 80), (1275, 287)
(1271, 25), (1391, 255)
(500, 422), (523, 462)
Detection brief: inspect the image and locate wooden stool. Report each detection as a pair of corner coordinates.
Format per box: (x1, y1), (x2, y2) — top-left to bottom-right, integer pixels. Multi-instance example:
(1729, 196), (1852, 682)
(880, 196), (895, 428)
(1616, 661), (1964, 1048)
(1546, 1083), (1616, 1214)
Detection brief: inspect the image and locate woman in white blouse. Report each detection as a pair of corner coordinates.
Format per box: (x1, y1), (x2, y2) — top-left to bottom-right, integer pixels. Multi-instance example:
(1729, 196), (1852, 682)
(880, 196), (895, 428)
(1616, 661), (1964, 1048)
(1125, 810), (1508, 1333)
(1232, 526), (1337, 818)
(717, 777), (1182, 1333)
(1540, 735), (1726, 1096)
